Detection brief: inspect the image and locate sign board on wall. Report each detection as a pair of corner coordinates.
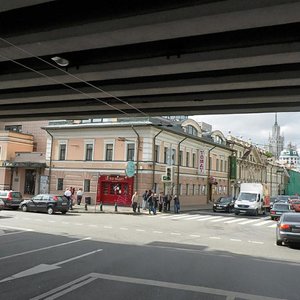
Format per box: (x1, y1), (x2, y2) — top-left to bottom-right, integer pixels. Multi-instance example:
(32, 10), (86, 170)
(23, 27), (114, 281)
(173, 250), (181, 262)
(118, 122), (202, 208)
(39, 175), (49, 194)
(198, 149), (206, 175)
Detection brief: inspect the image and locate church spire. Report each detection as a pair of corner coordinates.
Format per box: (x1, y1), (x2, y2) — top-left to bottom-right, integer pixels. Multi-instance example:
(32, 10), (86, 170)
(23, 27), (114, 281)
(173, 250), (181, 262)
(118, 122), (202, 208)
(274, 112), (278, 125)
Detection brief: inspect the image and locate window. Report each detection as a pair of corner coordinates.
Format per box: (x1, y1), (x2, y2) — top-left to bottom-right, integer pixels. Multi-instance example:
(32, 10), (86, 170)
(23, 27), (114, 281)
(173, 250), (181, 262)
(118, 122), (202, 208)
(198, 184), (201, 195)
(192, 153), (196, 168)
(186, 184), (189, 195)
(84, 179), (90, 192)
(127, 143), (135, 161)
(5, 125), (22, 132)
(220, 160), (223, 172)
(193, 184), (196, 195)
(179, 150), (183, 166)
(171, 149), (176, 165)
(186, 125), (198, 136)
(216, 159), (219, 171)
(57, 178), (63, 190)
(186, 152), (190, 167)
(178, 184), (182, 196)
(59, 144), (66, 160)
(155, 145), (159, 162)
(164, 147), (168, 164)
(85, 143), (93, 161)
(105, 144), (113, 161)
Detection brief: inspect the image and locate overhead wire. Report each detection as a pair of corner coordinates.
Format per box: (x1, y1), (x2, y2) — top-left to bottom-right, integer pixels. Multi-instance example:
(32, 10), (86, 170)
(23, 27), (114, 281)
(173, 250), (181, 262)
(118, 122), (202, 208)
(0, 36), (149, 118)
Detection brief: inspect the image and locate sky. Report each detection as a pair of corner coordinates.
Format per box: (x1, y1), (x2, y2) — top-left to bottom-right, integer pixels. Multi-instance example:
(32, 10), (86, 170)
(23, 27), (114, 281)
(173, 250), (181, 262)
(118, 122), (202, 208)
(191, 112), (300, 149)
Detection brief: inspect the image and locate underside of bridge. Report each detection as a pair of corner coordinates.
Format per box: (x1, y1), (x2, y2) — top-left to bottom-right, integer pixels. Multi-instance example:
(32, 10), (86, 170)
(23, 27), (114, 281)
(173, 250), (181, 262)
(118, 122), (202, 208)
(1, 0), (300, 120)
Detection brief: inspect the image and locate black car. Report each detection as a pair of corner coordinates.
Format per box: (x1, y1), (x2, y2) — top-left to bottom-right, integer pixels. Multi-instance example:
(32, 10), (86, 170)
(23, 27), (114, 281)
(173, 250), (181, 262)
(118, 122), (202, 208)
(0, 190), (23, 210)
(270, 203), (294, 220)
(20, 194), (69, 215)
(213, 196), (235, 213)
(276, 213), (300, 246)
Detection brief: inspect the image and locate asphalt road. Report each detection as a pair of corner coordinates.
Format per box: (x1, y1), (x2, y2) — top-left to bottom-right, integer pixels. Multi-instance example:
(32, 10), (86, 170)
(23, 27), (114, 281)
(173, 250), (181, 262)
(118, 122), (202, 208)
(0, 209), (300, 300)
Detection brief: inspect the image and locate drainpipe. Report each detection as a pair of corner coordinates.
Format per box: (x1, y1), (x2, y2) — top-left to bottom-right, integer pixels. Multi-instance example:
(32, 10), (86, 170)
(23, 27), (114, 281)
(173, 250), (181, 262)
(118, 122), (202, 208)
(177, 137), (187, 196)
(152, 129), (163, 189)
(44, 129), (53, 194)
(131, 126), (140, 192)
(207, 145), (217, 203)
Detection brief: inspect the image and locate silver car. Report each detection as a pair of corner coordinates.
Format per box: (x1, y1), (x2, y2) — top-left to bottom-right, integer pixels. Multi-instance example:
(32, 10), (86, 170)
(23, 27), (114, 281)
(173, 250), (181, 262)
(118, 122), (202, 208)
(276, 213), (300, 246)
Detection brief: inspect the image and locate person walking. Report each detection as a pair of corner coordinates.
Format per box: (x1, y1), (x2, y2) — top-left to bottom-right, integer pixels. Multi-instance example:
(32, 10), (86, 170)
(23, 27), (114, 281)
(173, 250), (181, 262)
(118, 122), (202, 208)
(147, 192), (156, 215)
(76, 188), (83, 205)
(142, 190), (148, 210)
(64, 188), (72, 209)
(173, 195), (180, 214)
(166, 193), (172, 211)
(158, 192), (164, 212)
(131, 191), (138, 213)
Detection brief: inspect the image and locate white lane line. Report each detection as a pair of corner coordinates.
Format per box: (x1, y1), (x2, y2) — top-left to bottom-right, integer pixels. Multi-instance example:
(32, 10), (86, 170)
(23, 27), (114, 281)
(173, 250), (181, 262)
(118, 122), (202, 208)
(62, 222), (69, 225)
(170, 232), (181, 236)
(161, 214), (189, 219)
(103, 226), (112, 229)
(211, 217), (234, 223)
(0, 237), (91, 261)
(189, 234), (201, 238)
(224, 218), (246, 224)
(268, 224), (277, 228)
(209, 237), (221, 240)
(0, 231), (29, 237)
(0, 225), (33, 232)
(248, 240), (264, 244)
(136, 229), (145, 232)
(153, 231), (163, 234)
(230, 239), (242, 242)
(55, 249), (103, 266)
(197, 216), (221, 221)
(88, 224), (98, 228)
(74, 223), (83, 226)
(120, 227), (128, 230)
(183, 215), (210, 220)
(48, 220), (56, 223)
(253, 220), (273, 227)
(238, 219), (258, 225)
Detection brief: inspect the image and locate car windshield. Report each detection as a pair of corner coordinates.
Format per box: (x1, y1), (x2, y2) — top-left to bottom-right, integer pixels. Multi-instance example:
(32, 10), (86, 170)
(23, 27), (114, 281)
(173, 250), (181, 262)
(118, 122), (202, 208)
(11, 192), (22, 198)
(219, 197), (231, 203)
(238, 192), (256, 202)
(273, 204), (290, 210)
(283, 214), (300, 222)
(277, 196), (290, 201)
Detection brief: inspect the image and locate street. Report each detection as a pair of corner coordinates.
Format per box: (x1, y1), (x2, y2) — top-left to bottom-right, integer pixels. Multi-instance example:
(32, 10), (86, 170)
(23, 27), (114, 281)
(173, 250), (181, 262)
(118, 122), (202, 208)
(0, 209), (300, 300)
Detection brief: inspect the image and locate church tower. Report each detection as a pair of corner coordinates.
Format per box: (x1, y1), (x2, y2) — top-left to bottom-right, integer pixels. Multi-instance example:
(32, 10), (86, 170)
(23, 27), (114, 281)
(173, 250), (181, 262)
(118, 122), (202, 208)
(268, 113), (284, 159)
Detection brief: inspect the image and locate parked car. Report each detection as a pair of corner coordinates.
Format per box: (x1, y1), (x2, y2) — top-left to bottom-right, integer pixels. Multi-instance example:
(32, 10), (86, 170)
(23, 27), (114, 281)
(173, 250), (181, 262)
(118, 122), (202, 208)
(276, 212), (300, 246)
(270, 196), (278, 209)
(20, 194), (69, 215)
(275, 195), (290, 204)
(0, 199), (4, 210)
(270, 203), (294, 220)
(0, 190), (23, 210)
(213, 196), (235, 213)
(290, 200), (300, 212)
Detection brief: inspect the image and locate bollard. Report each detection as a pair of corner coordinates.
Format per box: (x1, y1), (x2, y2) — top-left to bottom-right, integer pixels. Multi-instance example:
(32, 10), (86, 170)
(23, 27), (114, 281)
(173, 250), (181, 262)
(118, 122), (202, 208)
(85, 203), (88, 211)
(137, 204), (140, 213)
(114, 202), (118, 212)
(100, 201), (103, 211)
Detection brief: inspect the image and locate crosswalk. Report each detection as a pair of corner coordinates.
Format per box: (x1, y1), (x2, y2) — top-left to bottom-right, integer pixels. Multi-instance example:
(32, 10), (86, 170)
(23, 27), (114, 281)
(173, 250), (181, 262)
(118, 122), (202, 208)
(158, 213), (277, 228)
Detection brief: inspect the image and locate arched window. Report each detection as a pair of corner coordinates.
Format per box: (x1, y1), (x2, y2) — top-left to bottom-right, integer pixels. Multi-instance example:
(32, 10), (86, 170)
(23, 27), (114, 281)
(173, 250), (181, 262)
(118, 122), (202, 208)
(186, 125), (198, 136)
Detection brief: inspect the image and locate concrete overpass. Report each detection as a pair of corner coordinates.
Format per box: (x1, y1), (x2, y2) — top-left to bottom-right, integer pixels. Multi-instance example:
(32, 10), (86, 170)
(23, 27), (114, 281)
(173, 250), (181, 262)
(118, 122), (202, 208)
(1, 0), (300, 120)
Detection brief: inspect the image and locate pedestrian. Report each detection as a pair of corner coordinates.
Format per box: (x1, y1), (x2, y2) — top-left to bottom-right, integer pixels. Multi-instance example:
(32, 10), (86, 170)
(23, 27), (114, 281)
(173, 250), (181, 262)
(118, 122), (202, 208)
(163, 194), (168, 212)
(166, 193), (172, 211)
(70, 187), (75, 210)
(147, 192), (156, 215)
(142, 190), (148, 210)
(76, 188), (83, 205)
(64, 188), (72, 209)
(158, 192), (164, 212)
(173, 195), (180, 214)
(153, 193), (158, 211)
(131, 191), (138, 213)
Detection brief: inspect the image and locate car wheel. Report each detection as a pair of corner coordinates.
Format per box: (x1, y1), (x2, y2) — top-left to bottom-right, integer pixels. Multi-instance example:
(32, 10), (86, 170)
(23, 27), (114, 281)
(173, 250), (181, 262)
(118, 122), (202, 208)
(12, 206), (19, 210)
(47, 207), (54, 215)
(254, 209), (258, 216)
(61, 211), (67, 215)
(21, 205), (28, 212)
(213, 208), (216, 212)
(276, 239), (283, 246)
(234, 211), (239, 215)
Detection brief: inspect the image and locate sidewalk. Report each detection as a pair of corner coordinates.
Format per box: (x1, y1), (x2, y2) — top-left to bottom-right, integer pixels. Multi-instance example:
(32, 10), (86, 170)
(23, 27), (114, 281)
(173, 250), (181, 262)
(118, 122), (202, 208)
(69, 202), (213, 215)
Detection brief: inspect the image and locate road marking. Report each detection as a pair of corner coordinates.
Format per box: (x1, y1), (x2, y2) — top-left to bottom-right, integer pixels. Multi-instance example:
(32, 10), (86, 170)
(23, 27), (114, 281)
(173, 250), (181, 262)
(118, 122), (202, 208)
(0, 231), (29, 237)
(238, 219), (258, 225)
(0, 225), (33, 232)
(0, 237), (91, 261)
(189, 234), (201, 238)
(136, 229), (145, 232)
(48, 220), (56, 223)
(120, 227), (128, 230)
(230, 239), (242, 242)
(74, 223), (83, 226)
(209, 236), (221, 240)
(268, 224), (277, 228)
(161, 214), (189, 219)
(170, 232), (181, 236)
(62, 222), (69, 225)
(153, 231), (163, 234)
(170, 214), (192, 220)
(103, 226), (112, 229)
(32, 272), (286, 300)
(211, 217), (234, 223)
(248, 240), (264, 244)
(88, 224), (98, 228)
(224, 218), (246, 224)
(0, 249), (102, 283)
(183, 215), (209, 220)
(197, 216), (220, 221)
(253, 221), (273, 227)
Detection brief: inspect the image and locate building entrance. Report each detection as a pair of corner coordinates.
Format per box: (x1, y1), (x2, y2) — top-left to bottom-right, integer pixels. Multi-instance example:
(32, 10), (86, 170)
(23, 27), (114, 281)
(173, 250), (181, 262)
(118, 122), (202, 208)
(24, 169), (36, 195)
